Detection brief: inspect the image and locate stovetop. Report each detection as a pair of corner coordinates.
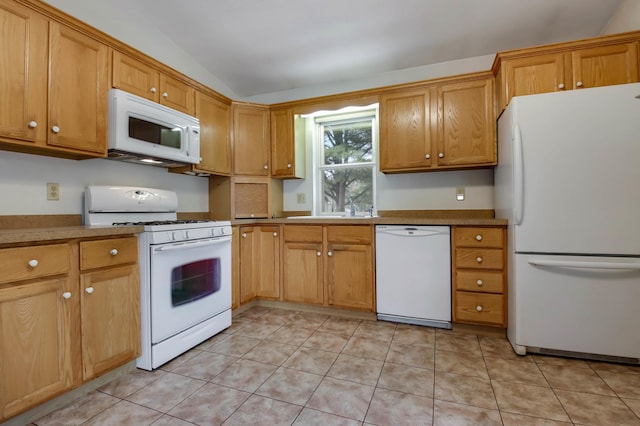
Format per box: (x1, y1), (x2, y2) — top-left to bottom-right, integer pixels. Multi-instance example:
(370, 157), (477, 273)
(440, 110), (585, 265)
(113, 219), (216, 227)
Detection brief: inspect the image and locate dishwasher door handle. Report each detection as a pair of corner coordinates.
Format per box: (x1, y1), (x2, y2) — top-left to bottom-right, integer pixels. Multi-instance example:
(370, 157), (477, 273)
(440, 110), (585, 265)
(377, 228), (448, 237)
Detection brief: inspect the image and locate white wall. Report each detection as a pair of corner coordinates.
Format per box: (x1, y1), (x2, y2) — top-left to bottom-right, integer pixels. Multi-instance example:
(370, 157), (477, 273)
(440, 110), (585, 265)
(601, 0), (640, 34)
(0, 151), (208, 216)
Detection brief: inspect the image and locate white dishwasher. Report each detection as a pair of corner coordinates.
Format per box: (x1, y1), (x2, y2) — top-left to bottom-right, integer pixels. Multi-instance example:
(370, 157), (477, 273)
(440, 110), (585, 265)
(375, 225), (451, 329)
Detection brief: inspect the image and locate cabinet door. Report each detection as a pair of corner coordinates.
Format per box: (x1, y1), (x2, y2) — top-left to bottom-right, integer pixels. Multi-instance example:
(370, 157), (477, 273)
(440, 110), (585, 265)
(0, 278), (72, 420)
(0, 0), (47, 144)
(435, 78), (496, 167)
(270, 108), (296, 177)
(501, 53), (567, 108)
(379, 88), (432, 172)
(572, 42), (639, 89)
(239, 227), (256, 304)
(196, 92), (231, 175)
(326, 243), (373, 311)
(232, 176), (271, 219)
(112, 51), (160, 101)
(233, 104), (270, 175)
(80, 265), (140, 380)
(283, 242), (324, 304)
(256, 226), (281, 299)
(159, 74), (195, 115)
(48, 22), (108, 154)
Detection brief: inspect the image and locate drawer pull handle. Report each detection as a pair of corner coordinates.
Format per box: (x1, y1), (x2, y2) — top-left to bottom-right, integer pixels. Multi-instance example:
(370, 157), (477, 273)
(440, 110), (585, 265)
(476, 279), (483, 286)
(476, 257), (483, 263)
(28, 120), (38, 128)
(85, 287), (94, 294)
(476, 305), (483, 312)
(110, 249), (118, 256)
(328, 251), (333, 257)
(28, 259), (39, 268)
(62, 292), (71, 299)
(317, 251), (321, 257)
(475, 234), (483, 241)
(273, 232), (278, 237)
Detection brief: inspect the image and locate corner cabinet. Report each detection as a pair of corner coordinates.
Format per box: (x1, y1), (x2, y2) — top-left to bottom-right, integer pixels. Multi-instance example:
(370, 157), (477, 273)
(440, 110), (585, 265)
(494, 36), (640, 111)
(232, 103), (270, 176)
(379, 72), (495, 173)
(0, 2), (109, 158)
(0, 235), (140, 422)
(451, 226), (506, 327)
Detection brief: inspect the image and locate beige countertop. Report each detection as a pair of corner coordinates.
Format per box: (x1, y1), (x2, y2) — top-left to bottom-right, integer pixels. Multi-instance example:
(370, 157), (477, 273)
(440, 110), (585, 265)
(231, 217), (508, 226)
(0, 225), (144, 245)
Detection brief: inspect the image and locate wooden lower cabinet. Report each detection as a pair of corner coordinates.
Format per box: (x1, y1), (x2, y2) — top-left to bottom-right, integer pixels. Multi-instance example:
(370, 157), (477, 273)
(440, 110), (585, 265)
(282, 225), (374, 311)
(0, 236), (140, 421)
(452, 226), (507, 327)
(239, 226), (280, 304)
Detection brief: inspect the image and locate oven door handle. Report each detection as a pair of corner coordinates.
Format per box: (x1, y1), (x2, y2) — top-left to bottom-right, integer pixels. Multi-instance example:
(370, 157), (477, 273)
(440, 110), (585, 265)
(153, 236), (231, 252)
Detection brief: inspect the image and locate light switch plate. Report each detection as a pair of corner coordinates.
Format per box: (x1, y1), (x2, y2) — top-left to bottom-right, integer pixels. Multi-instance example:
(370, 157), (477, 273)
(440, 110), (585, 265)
(456, 186), (465, 201)
(296, 193), (306, 204)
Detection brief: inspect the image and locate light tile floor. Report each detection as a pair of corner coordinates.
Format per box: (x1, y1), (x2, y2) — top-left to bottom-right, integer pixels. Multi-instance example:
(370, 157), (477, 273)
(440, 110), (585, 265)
(33, 305), (640, 425)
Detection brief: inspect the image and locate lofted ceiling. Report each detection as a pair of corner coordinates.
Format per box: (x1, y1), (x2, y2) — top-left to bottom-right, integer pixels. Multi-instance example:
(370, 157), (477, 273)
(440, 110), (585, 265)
(59, 0), (625, 98)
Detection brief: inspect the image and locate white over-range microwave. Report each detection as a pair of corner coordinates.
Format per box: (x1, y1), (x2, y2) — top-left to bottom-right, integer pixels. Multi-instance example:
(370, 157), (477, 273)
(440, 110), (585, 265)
(108, 88), (201, 168)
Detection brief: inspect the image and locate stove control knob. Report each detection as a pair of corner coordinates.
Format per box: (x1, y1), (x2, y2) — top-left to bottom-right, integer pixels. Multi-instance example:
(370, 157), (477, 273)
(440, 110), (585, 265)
(171, 232), (177, 241)
(210, 228), (216, 237)
(184, 231), (190, 239)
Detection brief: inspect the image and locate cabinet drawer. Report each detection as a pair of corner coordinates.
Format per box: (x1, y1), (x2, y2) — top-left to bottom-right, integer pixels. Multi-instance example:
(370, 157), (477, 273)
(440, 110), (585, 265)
(455, 270), (504, 293)
(455, 248), (504, 270)
(454, 227), (504, 248)
(327, 225), (372, 244)
(454, 292), (505, 326)
(284, 225), (323, 242)
(0, 244), (69, 284)
(81, 237), (138, 270)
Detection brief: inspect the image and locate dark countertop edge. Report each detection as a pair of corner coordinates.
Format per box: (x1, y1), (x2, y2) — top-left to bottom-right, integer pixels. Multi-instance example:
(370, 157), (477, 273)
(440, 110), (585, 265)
(0, 225), (144, 245)
(230, 217), (508, 226)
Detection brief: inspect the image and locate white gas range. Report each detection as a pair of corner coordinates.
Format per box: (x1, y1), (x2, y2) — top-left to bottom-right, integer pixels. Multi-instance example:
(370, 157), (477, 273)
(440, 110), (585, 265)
(84, 186), (232, 370)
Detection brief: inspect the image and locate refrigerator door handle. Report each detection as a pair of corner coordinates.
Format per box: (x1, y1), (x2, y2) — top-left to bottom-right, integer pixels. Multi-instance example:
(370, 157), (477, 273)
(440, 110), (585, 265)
(513, 124), (524, 225)
(528, 258), (640, 270)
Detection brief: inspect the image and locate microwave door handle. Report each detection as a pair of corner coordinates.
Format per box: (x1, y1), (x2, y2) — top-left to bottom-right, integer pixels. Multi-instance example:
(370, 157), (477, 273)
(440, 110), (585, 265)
(153, 236), (230, 252)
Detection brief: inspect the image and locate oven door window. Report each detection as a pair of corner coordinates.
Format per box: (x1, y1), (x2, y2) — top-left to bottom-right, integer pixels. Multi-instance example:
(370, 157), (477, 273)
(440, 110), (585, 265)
(171, 258), (220, 306)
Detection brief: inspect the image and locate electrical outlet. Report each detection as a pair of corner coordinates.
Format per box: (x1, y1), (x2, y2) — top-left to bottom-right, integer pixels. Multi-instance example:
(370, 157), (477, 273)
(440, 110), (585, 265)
(296, 193), (306, 204)
(456, 186), (465, 201)
(47, 182), (60, 201)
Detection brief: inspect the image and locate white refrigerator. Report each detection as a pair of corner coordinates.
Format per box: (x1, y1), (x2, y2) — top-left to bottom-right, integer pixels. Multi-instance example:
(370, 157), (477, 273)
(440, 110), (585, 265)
(494, 83), (640, 362)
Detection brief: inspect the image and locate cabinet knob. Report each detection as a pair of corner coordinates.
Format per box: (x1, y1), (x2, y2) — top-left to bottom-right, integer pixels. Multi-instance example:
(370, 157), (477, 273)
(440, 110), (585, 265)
(263, 164), (268, 170)
(476, 257), (483, 263)
(438, 152), (444, 158)
(327, 251), (333, 257)
(287, 163), (292, 168)
(110, 248), (118, 256)
(576, 81), (583, 88)
(250, 213), (255, 218)
(476, 279), (484, 286)
(28, 259), (38, 268)
(476, 305), (483, 312)
(162, 92), (168, 98)
(150, 87), (157, 93)
(558, 83), (565, 89)
(62, 291), (72, 299)
(28, 120), (38, 129)
(475, 234), (483, 241)
(425, 154), (430, 159)
(242, 233), (247, 238)
(85, 287), (94, 294)
(51, 125), (60, 134)
(316, 251), (321, 257)
(273, 232), (278, 237)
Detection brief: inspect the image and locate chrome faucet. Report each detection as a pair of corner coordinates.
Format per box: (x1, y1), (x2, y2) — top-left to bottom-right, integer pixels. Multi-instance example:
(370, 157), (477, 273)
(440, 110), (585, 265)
(349, 199), (356, 217)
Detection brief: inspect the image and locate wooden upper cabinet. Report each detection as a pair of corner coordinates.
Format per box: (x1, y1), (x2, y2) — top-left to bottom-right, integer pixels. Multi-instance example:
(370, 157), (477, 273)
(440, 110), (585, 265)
(233, 103), (270, 176)
(572, 42), (639, 89)
(0, 0), (48, 144)
(501, 53), (568, 106)
(112, 51), (160, 101)
(271, 108), (305, 178)
(435, 77), (496, 167)
(48, 22), (108, 155)
(194, 92), (231, 175)
(495, 38), (640, 110)
(112, 51), (195, 115)
(379, 88), (432, 172)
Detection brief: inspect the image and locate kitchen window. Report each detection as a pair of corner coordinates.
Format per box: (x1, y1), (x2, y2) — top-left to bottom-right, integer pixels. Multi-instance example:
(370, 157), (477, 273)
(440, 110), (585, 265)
(312, 105), (378, 216)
